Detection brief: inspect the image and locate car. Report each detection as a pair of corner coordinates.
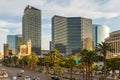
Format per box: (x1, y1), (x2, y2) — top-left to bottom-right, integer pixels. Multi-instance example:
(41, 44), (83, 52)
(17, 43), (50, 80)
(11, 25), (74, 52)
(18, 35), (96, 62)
(33, 76), (40, 80)
(12, 75), (17, 80)
(3, 71), (8, 78)
(20, 69), (24, 74)
(17, 74), (22, 77)
(24, 76), (31, 80)
(0, 70), (8, 78)
(51, 76), (61, 80)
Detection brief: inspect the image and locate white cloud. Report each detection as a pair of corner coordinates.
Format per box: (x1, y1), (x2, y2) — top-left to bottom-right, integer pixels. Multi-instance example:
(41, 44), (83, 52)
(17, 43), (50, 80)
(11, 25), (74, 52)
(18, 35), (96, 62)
(0, 0), (119, 19)
(0, 20), (22, 34)
(0, 20), (21, 53)
(0, 20), (21, 29)
(0, 28), (9, 53)
(0, 0), (120, 51)
(40, 0), (120, 19)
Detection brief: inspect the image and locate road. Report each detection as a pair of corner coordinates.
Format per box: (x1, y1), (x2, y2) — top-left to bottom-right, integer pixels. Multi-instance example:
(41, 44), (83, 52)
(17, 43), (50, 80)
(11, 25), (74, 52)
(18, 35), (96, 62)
(0, 66), (100, 80)
(1, 66), (51, 80)
(63, 72), (100, 80)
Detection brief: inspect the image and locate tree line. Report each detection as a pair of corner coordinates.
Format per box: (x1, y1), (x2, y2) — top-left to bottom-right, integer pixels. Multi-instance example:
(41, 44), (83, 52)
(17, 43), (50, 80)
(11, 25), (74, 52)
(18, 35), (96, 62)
(2, 42), (120, 80)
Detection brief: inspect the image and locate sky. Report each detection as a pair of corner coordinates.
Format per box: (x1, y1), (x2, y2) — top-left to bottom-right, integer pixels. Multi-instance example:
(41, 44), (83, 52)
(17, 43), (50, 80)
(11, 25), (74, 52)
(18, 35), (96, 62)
(0, 0), (120, 53)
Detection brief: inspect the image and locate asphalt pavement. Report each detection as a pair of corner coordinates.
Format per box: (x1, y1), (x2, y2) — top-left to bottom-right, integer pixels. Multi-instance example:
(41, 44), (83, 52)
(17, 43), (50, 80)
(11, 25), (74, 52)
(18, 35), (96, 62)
(2, 66), (51, 80)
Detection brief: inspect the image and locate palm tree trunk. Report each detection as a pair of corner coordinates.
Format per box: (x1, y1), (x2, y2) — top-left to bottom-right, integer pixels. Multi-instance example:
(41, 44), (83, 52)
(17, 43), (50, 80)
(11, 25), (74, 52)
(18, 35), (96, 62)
(119, 69), (120, 78)
(83, 69), (85, 80)
(90, 64), (93, 80)
(88, 63), (91, 80)
(90, 64), (92, 80)
(104, 55), (107, 80)
(86, 64), (88, 80)
(71, 67), (73, 80)
(70, 59), (73, 80)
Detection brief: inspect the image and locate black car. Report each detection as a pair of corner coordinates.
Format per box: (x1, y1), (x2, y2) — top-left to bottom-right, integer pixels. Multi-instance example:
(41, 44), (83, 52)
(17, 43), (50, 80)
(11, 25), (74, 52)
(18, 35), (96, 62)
(51, 76), (61, 80)
(17, 74), (22, 77)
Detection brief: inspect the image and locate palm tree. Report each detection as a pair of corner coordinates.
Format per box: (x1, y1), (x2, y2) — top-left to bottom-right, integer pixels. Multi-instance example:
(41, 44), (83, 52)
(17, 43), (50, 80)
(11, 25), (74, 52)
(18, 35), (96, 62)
(50, 49), (62, 75)
(44, 56), (51, 73)
(19, 56), (28, 68)
(81, 49), (97, 80)
(97, 41), (113, 80)
(27, 52), (39, 69)
(66, 55), (76, 80)
(12, 55), (19, 67)
(78, 63), (86, 80)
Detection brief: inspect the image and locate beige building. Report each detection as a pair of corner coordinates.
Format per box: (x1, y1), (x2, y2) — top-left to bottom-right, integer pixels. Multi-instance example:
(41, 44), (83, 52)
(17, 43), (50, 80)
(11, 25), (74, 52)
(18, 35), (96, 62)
(3, 44), (9, 57)
(105, 30), (120, 58)
(18, 39), (31, 58)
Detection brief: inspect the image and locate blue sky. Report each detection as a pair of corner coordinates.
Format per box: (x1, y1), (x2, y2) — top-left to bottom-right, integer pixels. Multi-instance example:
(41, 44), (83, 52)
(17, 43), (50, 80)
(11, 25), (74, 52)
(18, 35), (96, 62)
(0, 0), (120, 53)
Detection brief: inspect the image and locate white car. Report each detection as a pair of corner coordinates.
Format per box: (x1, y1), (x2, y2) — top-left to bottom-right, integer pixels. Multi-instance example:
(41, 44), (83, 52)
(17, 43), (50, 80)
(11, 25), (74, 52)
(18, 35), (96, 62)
(12, 75), (17, 80)
(33, 76), (40, 80)
(3, 71), (8, 78)
(20, 70), (24, 74)
(0, 70), (8, 78)
(24, 76), (31, 80)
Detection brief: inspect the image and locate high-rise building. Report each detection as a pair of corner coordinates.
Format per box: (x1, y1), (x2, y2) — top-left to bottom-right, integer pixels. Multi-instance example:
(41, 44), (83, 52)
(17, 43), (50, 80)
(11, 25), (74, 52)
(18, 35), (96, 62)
(49, 41), (54, 51)
(7, 35), (22, 54)
(3, 44), (9, 57)
(7, 35), (17, 54)
(105, 30), (120, 58)
(17, 35), (22, 53)
(22, 5), (41, 55)
(52, 15), (93, 55)
(92, 24), (110, 49)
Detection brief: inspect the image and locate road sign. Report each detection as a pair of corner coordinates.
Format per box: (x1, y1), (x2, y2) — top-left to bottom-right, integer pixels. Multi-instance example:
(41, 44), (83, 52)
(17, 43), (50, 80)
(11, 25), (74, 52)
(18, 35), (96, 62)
(76, 58), (79, 65)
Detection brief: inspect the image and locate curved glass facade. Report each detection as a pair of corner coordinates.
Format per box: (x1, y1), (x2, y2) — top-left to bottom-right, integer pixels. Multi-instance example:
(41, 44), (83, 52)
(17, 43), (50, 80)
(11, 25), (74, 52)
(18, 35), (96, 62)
(92, 24), (110, 48)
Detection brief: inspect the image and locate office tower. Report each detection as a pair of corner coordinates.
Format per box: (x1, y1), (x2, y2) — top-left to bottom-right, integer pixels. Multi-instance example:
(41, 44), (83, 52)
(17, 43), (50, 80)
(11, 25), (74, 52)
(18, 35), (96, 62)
(105, 30), (120, 58)
(92, 24), (110, 49)
(3, 44), (9, 57)
(49, 41), (54, 51)
(17, 35), (22, 53)
(7, 35), (22, 54)
(52, 15), (93, 55)
(7, 35), (17, 54)
(22, 5), (41, 55)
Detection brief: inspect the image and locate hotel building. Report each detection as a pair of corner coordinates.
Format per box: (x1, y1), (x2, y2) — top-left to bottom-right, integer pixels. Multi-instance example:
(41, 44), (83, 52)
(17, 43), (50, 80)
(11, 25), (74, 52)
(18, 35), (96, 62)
(52, 15), (93, 55)
(106, 30), (120, 57)
(22, 5), (41, 55)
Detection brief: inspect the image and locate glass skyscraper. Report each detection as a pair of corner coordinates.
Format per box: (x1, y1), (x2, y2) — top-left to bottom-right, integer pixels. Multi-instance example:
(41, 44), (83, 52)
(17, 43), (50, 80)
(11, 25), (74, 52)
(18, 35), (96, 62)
(92, 24), (110, 49)
(22, 5), (41, 55)
(52, 15), (93, 55)
(7, 35), (22, 54)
